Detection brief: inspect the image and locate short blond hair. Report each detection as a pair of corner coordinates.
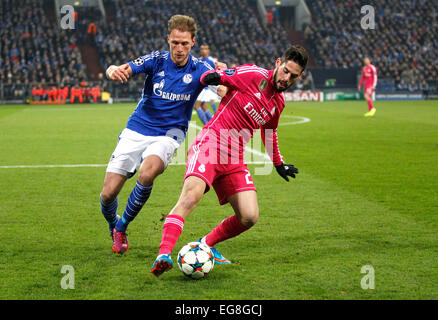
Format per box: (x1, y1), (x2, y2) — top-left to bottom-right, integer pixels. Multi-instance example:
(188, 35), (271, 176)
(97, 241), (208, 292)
(168, 15), (197, 39)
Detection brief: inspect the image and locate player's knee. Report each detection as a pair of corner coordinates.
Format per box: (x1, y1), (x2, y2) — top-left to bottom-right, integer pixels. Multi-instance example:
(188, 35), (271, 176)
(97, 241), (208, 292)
(138, 162), (163, 185)
(100, 190), (117, 205)
(240, 210), (259, 227)
(138, 171), (156, 186)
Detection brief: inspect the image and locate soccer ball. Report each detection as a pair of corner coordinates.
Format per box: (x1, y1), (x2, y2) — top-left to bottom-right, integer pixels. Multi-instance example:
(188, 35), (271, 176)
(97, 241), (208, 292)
(177, 241), (214, 279)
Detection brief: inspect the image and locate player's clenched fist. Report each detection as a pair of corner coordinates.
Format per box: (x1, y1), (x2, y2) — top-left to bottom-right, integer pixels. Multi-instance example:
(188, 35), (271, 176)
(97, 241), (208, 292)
(106, 64), (132, 83)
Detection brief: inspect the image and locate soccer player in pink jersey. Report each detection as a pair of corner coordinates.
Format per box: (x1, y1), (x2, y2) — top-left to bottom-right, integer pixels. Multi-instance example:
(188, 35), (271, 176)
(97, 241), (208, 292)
(150, 45), (309, 277)
(358, 57), (378, 117)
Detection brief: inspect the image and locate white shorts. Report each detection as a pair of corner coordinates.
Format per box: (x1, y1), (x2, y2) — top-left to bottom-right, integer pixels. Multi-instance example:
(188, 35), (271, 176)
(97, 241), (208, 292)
(197, 87), (220, 103)
(106, 128), (181, 177)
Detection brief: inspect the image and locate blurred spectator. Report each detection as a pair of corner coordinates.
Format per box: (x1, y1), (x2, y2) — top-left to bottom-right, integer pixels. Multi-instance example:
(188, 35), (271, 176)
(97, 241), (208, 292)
(70, 83), (84, 103)
(291, 70), (314, 92)
(97, 72), (107, 91)
(294, 78), (304, 92)
(397, 79), (408, 91)
(90, 85), (101, 103)
(58, 84), (69, 103)
(420, 79), (430, 98)
(302, 71), (315, 91)
(266, 9), (274, 25)
(408, 80), (419, 92)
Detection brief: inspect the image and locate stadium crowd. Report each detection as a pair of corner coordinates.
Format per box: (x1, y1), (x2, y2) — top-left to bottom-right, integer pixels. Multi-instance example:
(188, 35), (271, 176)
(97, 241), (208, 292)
(0, 0), (436, 102)
(304, 0), (438, 89)
(97, 0), (290, 72)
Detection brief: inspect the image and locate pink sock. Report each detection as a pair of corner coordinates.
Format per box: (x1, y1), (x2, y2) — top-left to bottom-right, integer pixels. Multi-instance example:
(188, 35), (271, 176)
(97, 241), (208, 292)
(366, 98), (374, 111)
(159, 214), (184, 255)
(205, 215), (250, 247)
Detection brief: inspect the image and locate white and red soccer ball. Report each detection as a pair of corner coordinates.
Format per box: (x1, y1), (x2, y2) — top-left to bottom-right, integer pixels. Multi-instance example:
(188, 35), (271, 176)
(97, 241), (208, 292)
(177, 242), (214, 279)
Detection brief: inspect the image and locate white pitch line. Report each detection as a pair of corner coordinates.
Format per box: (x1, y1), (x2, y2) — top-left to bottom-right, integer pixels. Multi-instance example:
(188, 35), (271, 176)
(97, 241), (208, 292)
(279, 115), (311, 126)
(0, 164), (107, 169)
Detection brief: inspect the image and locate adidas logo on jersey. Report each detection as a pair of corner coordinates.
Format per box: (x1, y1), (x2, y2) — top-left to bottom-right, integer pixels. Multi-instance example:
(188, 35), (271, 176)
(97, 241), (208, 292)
(271, 106), (277, 115)
(254, 92), (261, 99)
(157, 71), (165, 77)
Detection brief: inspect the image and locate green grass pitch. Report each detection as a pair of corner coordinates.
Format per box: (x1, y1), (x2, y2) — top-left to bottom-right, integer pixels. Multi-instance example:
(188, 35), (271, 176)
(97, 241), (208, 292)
(0, 100), (437, 299)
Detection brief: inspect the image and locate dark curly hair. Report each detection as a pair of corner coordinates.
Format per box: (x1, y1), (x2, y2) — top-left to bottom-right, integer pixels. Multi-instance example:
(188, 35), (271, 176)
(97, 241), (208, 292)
(281, 45), (309, 71)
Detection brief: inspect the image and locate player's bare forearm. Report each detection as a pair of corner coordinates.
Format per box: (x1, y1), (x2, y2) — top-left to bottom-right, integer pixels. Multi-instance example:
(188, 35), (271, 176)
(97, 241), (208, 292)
(106, 64), (133, 83)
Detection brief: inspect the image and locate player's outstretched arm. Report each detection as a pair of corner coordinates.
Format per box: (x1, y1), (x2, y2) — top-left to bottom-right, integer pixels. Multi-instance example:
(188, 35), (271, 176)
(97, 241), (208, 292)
(106, 64), (133, 83)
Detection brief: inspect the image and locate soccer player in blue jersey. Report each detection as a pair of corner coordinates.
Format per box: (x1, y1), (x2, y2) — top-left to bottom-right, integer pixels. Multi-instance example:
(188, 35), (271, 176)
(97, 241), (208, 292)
(99, 15), (226, 254)
(194, 44), (220, 125)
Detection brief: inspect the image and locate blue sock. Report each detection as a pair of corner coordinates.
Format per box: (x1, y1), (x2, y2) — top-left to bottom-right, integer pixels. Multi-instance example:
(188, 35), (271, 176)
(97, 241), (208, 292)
(115, 181), (153, 232)
(205, 110), (213, 122)
(211, 103), (217, 112)
(100, 195), (118, 230)
(196, 108), (208, 125)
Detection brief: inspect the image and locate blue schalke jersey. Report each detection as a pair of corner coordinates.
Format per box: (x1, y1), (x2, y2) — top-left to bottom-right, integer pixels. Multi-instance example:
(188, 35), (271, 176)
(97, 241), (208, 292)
(199, 56), (215, 69)
(126, 51), (213, 139)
